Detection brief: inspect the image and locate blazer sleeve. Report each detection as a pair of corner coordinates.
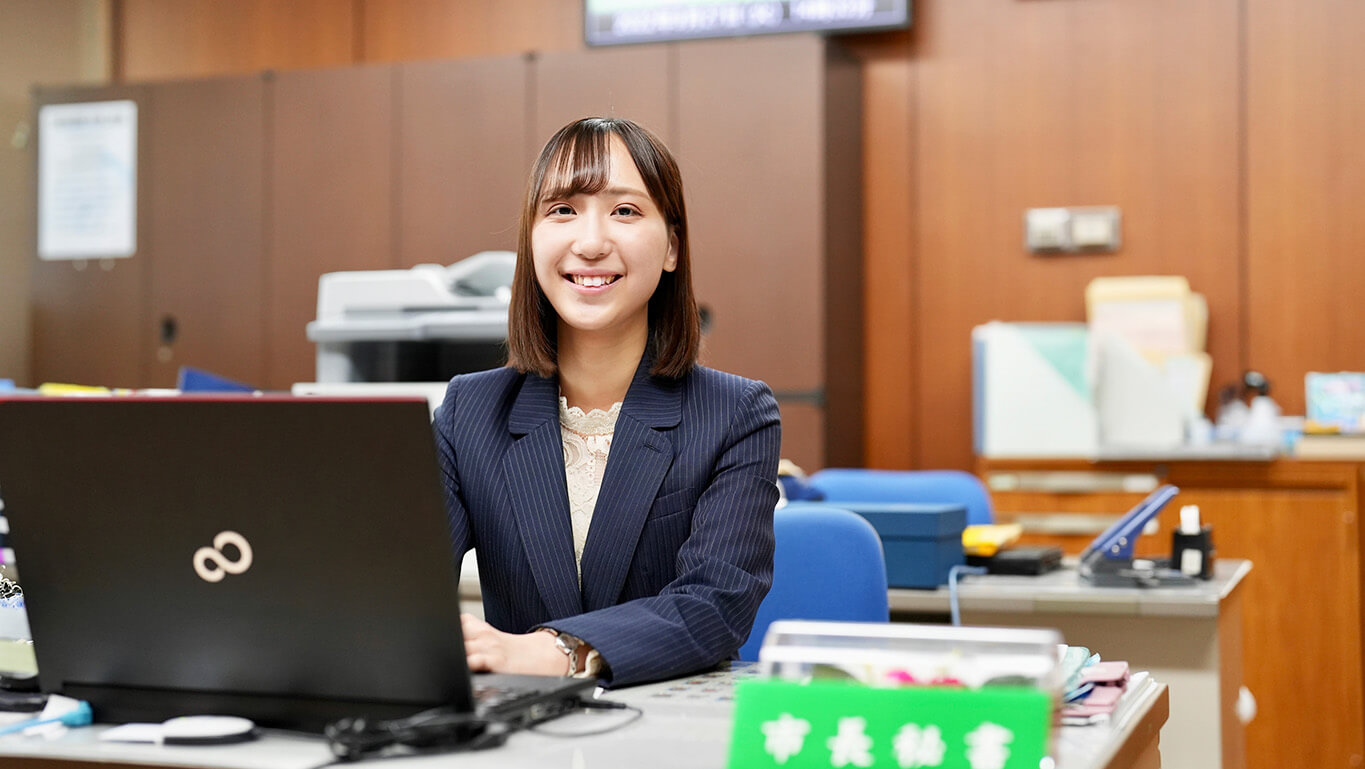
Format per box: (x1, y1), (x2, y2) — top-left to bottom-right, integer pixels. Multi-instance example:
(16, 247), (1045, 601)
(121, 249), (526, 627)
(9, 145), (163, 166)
(547, 379), (781, 685)
(433, 377), (473, 560)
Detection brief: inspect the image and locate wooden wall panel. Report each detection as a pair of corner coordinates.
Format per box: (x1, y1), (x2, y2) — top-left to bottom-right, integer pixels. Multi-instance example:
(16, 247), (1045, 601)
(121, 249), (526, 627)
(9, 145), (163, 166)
(268, 66), (395, 389)
(119, 0), (356, 81)
(144, 76), (266, 388)
(397, 56), (529, 267)
(820, 47), (865, 469)
(531, 47), (673, 148)
(678, 36), (829, 467)
(30, 85), (151, 389)
(846, 30), (916, 469)
(30, 259), (147, 389)
(777, 402), (823, 479)
(678, 36), (822, 391)
(359, 0), (582, 62)
(98, 0), (1365, 470)
(1246, 0), (1365, 416)
(912, 0), (1242, 470)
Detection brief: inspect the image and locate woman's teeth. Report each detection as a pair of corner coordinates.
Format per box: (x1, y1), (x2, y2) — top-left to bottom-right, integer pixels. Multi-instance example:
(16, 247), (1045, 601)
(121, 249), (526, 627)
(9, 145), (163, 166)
(571, 274), (618, 287)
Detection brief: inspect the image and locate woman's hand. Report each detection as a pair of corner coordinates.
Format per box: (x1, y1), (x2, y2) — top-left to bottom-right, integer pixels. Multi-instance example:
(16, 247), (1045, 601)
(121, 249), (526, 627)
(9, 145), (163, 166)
(461, 614), (567, 676)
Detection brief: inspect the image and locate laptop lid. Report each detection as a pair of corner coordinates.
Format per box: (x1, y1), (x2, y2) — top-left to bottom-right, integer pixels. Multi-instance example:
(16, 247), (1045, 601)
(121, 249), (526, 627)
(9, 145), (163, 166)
(0, 395), (473, 729)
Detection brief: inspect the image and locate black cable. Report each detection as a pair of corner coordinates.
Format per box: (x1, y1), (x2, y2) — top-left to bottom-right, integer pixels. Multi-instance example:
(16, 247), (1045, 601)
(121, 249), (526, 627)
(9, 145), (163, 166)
(527, 700), (644, 737)
(317, 699), (641, 765)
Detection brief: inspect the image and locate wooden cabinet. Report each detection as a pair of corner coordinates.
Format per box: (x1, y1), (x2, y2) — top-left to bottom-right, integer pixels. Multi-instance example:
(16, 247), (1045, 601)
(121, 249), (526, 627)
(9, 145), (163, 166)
(268, 66), (397, 390)
(678, 36), (862, 470)
(980, 458), (1365, 769)
(531, 47), (673, 146)
(30, 85), (152, 390)
(145, 76), (267, 388)
(398, 56), (529, 268)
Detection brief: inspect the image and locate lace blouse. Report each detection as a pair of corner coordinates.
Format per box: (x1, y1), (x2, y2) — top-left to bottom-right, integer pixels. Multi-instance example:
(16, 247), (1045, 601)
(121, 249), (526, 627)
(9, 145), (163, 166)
(559, 396), (622, 578)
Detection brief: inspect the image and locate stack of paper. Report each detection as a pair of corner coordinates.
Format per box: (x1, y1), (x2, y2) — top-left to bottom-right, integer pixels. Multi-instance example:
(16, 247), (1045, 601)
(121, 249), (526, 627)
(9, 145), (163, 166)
(1085, 276), (1207, 359)
(1083, 276), (1213, 450)
(1061, 661), (1146, 726)
(1086, 276), (1211, 422)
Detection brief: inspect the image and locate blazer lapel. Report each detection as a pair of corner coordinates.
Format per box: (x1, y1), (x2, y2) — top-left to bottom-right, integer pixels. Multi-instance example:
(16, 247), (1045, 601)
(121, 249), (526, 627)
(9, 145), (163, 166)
(503, 372), (583, 620)
(579, 360), (682, 611)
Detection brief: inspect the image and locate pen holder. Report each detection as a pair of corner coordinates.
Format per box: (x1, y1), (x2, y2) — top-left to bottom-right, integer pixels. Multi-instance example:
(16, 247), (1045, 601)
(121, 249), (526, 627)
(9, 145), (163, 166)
(1171, 525), (1214, 580)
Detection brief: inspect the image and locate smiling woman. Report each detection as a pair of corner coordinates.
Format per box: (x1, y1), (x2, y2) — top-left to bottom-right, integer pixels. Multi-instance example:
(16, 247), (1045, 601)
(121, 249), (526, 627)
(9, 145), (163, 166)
(432, 117), (782, 686)
(527, 134), (679, 398)
(508, 118), (699, 386)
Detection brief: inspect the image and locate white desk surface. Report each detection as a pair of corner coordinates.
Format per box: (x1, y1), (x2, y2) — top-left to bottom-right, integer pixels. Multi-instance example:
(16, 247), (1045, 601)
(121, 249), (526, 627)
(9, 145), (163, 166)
(1093, 445), (1278, 461)
(0, 669), (1168, 769)
(890, 559), (1251, 619)
(460, 558), (1250, 620)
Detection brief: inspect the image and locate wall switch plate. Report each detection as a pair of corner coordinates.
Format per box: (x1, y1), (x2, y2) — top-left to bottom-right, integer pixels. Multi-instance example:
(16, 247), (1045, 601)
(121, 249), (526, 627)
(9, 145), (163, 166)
(1025, 208), (1071, 252)
(1070, 206), (1121, 251)
(1025, 205), (1121, 254)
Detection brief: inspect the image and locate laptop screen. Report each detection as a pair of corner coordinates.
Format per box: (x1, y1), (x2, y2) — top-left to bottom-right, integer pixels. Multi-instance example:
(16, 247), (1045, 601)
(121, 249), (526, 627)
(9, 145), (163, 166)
(0, 395), (473, 729)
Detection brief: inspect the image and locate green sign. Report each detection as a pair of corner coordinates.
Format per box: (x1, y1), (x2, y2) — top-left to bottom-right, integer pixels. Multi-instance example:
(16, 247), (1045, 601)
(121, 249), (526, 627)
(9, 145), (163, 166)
(727, 679), (1051, 769)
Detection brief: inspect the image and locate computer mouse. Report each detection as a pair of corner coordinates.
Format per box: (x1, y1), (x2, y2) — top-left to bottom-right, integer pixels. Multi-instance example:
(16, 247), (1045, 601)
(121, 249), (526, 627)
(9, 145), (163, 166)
(160, 715), (259, 745)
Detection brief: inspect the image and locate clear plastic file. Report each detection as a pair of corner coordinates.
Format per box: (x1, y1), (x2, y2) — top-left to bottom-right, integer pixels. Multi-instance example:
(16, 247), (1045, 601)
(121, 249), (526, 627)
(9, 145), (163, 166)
(754, 620), (1063, 693)
(727, 621), (1060, 769)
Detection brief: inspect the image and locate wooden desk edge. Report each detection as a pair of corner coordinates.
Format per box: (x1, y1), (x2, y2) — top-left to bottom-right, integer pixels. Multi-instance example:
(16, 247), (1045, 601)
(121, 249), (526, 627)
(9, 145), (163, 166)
(1092, 683), (1170, 769)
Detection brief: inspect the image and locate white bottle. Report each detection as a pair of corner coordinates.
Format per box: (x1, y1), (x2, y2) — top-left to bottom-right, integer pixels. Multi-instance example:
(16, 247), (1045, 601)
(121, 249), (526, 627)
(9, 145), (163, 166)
(1240, 394), (1282, 447)
(1215, 398), (1248, 442)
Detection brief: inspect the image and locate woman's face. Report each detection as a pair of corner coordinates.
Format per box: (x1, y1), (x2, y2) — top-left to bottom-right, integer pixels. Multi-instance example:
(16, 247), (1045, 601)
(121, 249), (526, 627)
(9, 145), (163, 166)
(531, 137), (678, 344)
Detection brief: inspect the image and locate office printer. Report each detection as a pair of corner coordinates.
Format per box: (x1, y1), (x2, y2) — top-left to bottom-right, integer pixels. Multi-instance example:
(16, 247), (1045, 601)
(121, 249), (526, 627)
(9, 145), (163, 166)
(305, 251), (513, 384)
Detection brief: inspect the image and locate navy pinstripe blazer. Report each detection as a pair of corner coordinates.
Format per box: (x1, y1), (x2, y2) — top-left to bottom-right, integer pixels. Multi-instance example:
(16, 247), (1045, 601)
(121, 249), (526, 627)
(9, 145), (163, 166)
(432, 357), (780, 686)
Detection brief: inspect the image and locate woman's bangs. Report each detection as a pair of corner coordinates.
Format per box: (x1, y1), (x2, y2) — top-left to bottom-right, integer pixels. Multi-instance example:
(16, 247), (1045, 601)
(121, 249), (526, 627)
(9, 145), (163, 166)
(537, 128), (612, 204)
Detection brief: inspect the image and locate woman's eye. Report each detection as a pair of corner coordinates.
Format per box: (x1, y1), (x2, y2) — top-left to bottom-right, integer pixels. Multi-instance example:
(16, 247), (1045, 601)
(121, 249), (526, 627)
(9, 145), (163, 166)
(614, 206), (639, 217)
(548, 204), (573, 216)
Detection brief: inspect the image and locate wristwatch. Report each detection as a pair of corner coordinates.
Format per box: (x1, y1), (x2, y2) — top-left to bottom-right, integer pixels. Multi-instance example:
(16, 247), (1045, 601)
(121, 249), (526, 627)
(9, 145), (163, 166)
(539, 629), (603, 678)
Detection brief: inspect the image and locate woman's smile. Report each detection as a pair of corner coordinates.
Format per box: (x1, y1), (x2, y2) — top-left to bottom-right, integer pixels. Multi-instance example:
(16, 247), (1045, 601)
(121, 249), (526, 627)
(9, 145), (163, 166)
(564, 271), (623, 292)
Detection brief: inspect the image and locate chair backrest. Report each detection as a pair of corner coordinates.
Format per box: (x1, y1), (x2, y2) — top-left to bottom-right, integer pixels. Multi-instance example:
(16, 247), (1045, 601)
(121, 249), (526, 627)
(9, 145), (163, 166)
(807, 468), (994, 526)
(739, 505), (890, 661)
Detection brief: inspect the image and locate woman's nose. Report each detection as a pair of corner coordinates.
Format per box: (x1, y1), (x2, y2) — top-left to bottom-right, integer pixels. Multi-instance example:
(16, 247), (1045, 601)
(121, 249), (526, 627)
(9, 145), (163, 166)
(571, 215), (610, 258)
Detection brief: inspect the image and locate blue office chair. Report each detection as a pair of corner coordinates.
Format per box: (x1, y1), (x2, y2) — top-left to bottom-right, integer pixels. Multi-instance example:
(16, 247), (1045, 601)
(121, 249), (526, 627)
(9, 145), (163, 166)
(739, 505), (890, 661)
(807, 468), (995, 526)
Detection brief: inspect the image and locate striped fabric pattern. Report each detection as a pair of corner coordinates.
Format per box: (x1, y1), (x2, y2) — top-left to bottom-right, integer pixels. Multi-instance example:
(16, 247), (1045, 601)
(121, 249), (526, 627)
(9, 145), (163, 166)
(433, 356), (781, 686)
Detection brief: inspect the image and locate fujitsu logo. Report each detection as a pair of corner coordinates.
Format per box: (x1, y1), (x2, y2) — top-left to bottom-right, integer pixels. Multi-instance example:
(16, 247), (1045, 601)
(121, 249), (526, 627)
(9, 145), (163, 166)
(193, 531), (254, 583)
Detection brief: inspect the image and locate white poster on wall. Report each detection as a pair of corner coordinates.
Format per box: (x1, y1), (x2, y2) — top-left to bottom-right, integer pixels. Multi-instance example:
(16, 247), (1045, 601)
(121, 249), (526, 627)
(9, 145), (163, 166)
(38, 100), (138, 260)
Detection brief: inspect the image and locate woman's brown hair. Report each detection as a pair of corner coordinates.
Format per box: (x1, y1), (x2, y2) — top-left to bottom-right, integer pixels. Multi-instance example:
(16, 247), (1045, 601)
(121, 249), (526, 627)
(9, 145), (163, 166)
(506, 117), (700, 379)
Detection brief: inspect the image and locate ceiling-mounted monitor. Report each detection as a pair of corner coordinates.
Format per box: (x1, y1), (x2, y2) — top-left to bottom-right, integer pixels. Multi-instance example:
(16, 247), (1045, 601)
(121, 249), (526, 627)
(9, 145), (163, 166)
(585, 0), (911, 47)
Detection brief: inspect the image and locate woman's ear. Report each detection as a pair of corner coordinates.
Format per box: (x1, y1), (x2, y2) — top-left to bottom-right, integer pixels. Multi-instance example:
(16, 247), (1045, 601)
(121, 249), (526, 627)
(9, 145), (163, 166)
(664, 230), (679, 273)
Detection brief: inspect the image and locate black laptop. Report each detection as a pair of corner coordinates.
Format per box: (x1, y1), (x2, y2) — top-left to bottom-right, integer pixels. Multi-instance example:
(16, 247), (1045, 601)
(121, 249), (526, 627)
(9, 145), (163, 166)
(0, 395), (593, 732)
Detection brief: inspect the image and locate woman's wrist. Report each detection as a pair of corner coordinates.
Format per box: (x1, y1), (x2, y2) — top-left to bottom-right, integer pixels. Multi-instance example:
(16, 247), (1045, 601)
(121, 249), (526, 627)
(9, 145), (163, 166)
(536, 628), (603, 677)
(529, 628), (571, 675)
